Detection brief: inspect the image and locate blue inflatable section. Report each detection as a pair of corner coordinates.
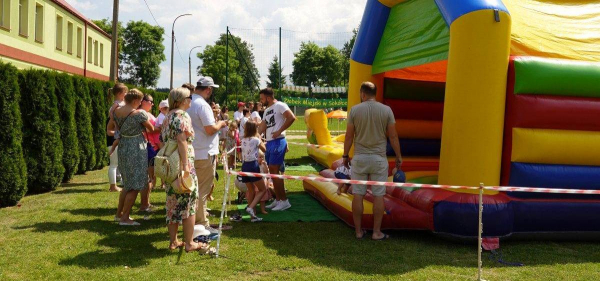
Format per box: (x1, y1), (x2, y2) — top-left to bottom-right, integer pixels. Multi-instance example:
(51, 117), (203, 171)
(386, 139), (441, 157)
(350, 0), (390, 64)
(434, 201), (513, 237)
(434, 0), (509, 26)
(513, 201), (600, 232)
(508, 162), (600, 199)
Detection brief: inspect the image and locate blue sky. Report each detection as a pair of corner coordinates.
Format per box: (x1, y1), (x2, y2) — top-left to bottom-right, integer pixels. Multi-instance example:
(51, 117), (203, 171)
(66, 0), (367, 88)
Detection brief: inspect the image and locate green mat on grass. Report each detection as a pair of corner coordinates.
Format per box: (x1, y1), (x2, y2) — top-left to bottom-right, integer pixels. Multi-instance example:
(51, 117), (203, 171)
(236, 192), (339, 222)
(283, 163), (325, 172)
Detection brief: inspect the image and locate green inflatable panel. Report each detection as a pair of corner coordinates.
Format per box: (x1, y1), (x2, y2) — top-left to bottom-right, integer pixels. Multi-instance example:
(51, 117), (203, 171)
(514, 57), (600, 98)
(372, 0), (449, 74)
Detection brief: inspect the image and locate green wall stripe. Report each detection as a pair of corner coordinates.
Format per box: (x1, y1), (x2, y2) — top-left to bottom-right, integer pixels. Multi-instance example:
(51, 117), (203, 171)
(514, 57), (600, 98)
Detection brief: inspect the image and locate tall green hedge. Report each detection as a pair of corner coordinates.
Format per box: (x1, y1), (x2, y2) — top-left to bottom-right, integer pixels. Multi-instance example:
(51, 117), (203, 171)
(18, 69), (64, 194)
(0, 63), (28, 207)
(54, 73), (80, 182)
(88, 80), (108, 170)
(73, 76), (95, 174)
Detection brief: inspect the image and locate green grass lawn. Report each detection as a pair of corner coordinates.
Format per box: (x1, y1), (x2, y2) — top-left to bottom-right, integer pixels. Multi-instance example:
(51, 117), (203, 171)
(2, 138), (600, 280)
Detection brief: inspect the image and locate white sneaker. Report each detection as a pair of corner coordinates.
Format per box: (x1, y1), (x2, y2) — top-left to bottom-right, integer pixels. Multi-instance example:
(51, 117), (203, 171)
(266, 200), (279, 209)
(251, 217), (263, 222)
(272, 200), (291, 211)
(245, 207), (256, 218)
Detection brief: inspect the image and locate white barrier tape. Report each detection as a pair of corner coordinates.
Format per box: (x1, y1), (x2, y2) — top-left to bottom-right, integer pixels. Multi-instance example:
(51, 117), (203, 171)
(225, 146), (241, 155)
(227, 170), (600, 195)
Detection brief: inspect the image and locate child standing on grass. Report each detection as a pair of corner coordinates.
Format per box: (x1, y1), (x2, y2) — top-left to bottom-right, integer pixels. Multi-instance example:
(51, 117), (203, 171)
(225, 121), (238, 169)
(240, 120), (267, 222)
(253, 152), (273, 214)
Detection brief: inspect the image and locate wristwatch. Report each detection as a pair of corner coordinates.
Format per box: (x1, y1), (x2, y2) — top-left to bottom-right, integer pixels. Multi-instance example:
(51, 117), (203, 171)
(342, 155), (349, 158)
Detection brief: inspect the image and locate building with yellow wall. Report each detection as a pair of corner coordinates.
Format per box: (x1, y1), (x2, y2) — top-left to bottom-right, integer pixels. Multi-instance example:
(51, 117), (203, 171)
(0, 0), (111, 80)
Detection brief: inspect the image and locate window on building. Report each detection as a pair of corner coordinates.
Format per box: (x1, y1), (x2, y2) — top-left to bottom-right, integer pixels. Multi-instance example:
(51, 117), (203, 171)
(67, 22), (73, 54)
(87, 36), (92, 63)
(93, 40), (98, 66)
(100, 43), (104, 67)
(76, 27), (82, 57)
(55, 15), (63, 50)
(34, 3), (43, 42)
(1, 0), (11, 30)
(19, 0), (29, 36)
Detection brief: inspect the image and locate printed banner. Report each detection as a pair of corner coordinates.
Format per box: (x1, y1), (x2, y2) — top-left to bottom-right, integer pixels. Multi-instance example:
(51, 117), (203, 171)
(281, 97), (347, 108)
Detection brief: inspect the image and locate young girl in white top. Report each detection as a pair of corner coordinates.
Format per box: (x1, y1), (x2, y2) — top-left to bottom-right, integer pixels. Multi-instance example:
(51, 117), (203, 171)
(240, 120), (267, 222)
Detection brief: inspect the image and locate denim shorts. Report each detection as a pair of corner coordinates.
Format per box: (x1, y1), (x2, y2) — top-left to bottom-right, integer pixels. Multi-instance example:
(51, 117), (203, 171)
(147, 143), (158, 166)
(240, 160), (261, 183)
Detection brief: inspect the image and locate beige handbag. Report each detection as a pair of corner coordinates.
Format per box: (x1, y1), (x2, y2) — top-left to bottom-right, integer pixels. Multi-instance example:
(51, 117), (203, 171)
(171, 171), (193, 194)
(154, 139), (180, 184)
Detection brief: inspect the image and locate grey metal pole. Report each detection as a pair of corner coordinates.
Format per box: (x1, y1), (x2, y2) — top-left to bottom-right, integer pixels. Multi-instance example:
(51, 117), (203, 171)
(109, 0), (119, 82)
(170, 14), (191, 89)
(279, 27), (282, 92)
(188, 45), (202, 85)
(226, 26), (229, 103)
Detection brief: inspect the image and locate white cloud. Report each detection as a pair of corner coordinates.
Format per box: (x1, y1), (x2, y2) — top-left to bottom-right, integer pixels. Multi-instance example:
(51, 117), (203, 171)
(68, 0), (97, 11)
(65, 0), (367, 88)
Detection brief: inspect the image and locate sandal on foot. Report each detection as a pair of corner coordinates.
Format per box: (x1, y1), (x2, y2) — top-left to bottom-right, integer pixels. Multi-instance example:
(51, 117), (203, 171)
(185, 243), (209, 253)
(169, 241), (185, 251)
(372, 234), (390, 241)
(356, 230), (367, 239)
(114, 216), (133, 222)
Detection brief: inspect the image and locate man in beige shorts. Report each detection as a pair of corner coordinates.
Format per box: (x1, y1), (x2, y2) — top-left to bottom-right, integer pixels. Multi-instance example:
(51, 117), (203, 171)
(343, 81), (402, 240)
(188, 76), (227, 234)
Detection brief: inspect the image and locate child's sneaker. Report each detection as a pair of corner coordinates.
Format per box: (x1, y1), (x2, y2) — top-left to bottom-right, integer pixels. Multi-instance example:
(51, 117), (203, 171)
(230, 214), (242, 222)
(245, 207), (256, 218)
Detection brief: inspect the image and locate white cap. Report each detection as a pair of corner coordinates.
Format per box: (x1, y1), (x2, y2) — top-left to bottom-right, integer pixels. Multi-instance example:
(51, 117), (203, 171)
(159, 99), (169, 109)
(197, 76), (220, 88)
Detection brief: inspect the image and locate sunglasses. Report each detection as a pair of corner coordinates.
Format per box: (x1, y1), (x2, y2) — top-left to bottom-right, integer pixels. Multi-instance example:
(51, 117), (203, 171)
(143, 99), (154, 104)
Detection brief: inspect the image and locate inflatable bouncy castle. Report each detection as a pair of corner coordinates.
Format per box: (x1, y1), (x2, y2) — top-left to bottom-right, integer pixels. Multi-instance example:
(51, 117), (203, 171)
(304, 0), (600, 238)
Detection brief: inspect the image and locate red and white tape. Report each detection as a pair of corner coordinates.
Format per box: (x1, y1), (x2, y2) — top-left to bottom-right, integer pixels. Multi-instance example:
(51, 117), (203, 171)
(226, 170), (600, 195)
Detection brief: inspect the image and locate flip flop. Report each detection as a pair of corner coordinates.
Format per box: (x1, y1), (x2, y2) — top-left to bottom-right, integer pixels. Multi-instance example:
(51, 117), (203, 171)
(372, 234), (390, 241)
(356, 229), (367, 239)
(119, 221), (140, 226)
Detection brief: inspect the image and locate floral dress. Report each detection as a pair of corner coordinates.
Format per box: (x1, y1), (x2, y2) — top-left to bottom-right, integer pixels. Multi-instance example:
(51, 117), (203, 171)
(160, 111), (198, 224)
(113, 111), (148, 191)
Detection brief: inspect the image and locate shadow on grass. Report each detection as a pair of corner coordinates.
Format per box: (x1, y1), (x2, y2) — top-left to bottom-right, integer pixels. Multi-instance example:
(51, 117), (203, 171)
(225, 207), (600, 275)
(13, 215), (176, 269)
(53, 188), (104, 195)
(61, 182), (109, 187)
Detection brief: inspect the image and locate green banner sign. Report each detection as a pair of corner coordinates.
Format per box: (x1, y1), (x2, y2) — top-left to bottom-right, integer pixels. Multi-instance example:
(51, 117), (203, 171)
(282, 97), (347, 108)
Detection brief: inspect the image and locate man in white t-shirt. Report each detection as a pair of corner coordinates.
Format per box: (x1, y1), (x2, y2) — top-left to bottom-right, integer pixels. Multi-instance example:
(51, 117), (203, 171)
(234, 102), (245, 122)
(188, 76), (227, 233)
(258, 88), (296, 211)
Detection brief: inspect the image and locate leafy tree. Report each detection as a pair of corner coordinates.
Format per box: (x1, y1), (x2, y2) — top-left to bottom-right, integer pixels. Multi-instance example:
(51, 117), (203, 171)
(0, 62), (27, 206)
(88, 80), (108, 169)
(19, 70), (64, 193)
(92, 18), (124, 52)
(215, 34), (260, 90)
(74, 77), (96, 173)
(267, 55), (286, 89)
(291, 42), (322, 92)
(341, 28), (358, 86)
(120, 20), (166, 88)
(54, 73), (80, 182)
(197, 44), (244, 104)
(319, 45), (344, 86)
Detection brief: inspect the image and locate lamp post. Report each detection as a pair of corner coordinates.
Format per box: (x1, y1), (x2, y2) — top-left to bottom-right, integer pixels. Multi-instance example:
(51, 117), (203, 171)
(188, 45), (202, 84)
(170, 13), (192, 89)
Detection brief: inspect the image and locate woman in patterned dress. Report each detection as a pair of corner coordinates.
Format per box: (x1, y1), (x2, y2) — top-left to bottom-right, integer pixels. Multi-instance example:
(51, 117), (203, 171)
(112, 89), (154, 226)
(161, 87), (209, 253)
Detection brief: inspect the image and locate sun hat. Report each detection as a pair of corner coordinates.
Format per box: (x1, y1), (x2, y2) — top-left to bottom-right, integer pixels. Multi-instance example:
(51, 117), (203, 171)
(159, 99), (169, 109)
(193, 225), (211, 237)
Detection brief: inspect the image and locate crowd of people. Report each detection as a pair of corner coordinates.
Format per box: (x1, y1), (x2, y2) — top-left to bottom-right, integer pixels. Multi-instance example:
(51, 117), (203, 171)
(105, 77), (296, 253)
